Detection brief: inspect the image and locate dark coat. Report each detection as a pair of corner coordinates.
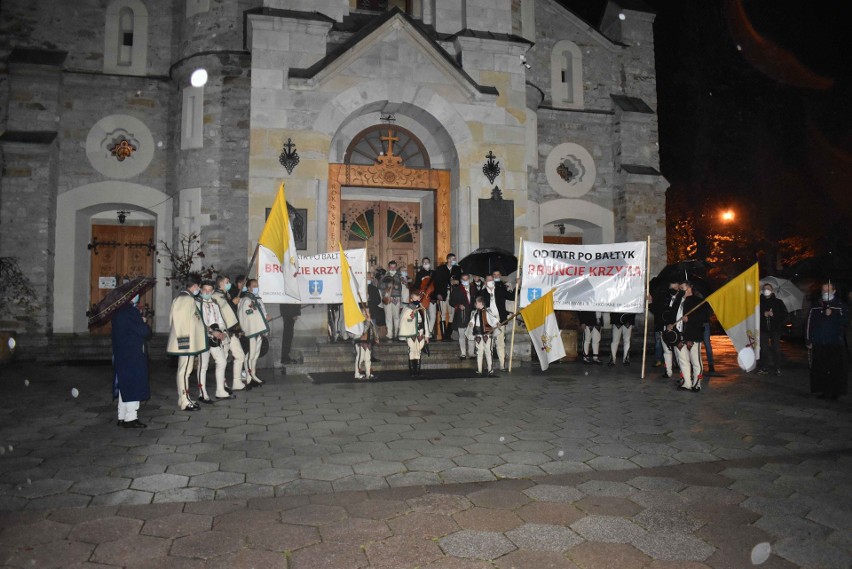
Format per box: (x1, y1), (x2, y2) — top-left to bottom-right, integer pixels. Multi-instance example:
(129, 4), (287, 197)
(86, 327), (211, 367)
(578, 311), (602, 328)
(367, 283), (385, 326)
(652, 290), (682, 331)
(433, 263), (462, 300)
(759, 294), (788, 334)
(449, 284), (474, 327)
(610, 312), (636, 327)
(480, 283), (510, 322)
(680, 295), (708, 342)
(111, 303), (152, 402)
(414, 269), (438, 302)
(806, 298), (848, 346)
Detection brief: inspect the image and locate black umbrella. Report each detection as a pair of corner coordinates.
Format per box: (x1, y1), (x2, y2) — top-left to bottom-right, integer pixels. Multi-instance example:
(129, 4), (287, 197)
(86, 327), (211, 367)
(459, 247), (518, 277)
(657, 260), (711, 283)
(87, 276), (156, 329)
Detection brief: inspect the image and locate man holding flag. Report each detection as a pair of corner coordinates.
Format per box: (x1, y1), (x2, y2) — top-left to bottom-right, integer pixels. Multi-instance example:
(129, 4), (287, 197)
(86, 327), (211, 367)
(258, 183), (301, 303)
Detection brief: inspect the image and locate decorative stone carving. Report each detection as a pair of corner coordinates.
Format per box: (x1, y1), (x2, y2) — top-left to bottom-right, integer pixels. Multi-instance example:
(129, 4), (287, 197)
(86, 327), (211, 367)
(86, 115), (154, 179)
(544, 142), (597, 198)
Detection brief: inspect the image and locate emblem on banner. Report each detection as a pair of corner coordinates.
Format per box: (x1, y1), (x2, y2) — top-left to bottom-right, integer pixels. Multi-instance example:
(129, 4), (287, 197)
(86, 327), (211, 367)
(308, 280), (323, 298)
(527, 288), (542, 302)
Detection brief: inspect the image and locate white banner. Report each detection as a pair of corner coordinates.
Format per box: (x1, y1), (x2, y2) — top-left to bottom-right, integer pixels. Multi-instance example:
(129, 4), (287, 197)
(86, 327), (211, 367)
(259, 248), (368, 305)
(520, 241), (647, 312)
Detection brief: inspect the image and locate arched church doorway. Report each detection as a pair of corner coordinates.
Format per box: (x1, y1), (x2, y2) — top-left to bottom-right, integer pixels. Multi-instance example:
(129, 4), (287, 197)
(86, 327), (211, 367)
(328, 124), (451, 273)
(88, 215), (156, 335)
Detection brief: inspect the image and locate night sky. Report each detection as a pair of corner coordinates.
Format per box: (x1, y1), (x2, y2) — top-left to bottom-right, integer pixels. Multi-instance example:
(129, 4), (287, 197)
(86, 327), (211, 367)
(563, 0), (852, 273)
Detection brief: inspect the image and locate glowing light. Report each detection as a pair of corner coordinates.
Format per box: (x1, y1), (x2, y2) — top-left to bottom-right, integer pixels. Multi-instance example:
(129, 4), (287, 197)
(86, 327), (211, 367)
(721, 209), (736, 222)
(618, 12), (626, 20)
(190, 68), (208, 87)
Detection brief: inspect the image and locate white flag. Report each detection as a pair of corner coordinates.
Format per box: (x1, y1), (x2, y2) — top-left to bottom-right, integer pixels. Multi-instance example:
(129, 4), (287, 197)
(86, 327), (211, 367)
(519, 289), (565, 371)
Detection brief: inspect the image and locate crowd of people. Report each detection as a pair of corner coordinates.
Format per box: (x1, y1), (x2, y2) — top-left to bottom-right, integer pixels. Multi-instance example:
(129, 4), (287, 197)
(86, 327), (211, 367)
(345, 253), (515, 379)
(110, 259), (850, 427)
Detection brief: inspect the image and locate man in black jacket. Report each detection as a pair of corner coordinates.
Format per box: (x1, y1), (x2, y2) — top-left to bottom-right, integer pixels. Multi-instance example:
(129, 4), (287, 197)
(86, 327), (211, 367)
(674, 281), (709, 392)
(654, 280), (684, 378)
(433, 253), (462, 341)
(758, 283), (788, 376)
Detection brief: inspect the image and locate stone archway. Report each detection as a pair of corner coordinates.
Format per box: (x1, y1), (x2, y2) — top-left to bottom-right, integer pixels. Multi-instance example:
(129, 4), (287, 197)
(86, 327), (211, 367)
(327, 154), (451, 262)
(53, 182), (173, 333)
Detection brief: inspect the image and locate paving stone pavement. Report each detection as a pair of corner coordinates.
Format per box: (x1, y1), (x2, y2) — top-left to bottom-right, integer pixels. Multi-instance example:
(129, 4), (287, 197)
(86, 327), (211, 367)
(0, 339), (850, 568)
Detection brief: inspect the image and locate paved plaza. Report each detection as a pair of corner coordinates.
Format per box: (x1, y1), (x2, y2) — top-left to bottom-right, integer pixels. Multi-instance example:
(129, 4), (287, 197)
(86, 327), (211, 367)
(0, 339), (850, 568)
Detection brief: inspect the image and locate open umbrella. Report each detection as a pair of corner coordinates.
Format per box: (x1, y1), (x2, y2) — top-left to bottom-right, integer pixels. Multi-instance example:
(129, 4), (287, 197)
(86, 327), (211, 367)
(87, 276), (156, 329)
(459, 247), (518, 277)
(760, 276), (805, 312)
(657, 260), (711, 283)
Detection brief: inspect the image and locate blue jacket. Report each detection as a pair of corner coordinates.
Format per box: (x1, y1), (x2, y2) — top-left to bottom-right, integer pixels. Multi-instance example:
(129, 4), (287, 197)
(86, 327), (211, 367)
(806, 297), (848, 346)
(111, 304), (152, 402)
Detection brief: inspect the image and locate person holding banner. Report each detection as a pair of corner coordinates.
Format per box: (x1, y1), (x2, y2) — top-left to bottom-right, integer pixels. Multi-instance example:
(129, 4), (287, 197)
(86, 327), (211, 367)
(674, 281), (709, 392)
(468, 296), (499, 376)
(399, 290), (430, 377)
(578, 311), (604, 364)
(352, 305), (379, 380)
(608, 312), (635, 366)
(238, 278), (269, 388)
(166, 274), (206, 411)
(213, 275), (247, 391)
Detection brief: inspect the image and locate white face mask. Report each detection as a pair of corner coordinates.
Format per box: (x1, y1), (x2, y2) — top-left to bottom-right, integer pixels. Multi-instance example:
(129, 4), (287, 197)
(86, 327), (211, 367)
(401, 271), (408, 278)
(462, 280), (469, 287)
(486, 282), (495, 289)
(251, 287), (259, 296)
(763, 290), (772, 298)
(388, 269), (396, 275)
(422, 263), (431, 270)
(822, 292), (833, 301)
(449, 260), (457, 266)
(493, 277), (501, 282)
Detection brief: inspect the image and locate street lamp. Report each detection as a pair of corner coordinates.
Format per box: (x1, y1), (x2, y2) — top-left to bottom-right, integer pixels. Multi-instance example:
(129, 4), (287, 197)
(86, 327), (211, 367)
(721, 209), (735, 223)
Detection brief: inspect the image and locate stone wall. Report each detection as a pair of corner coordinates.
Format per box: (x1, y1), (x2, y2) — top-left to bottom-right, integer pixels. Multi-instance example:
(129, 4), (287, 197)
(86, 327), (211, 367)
(0, 0), (176, 75)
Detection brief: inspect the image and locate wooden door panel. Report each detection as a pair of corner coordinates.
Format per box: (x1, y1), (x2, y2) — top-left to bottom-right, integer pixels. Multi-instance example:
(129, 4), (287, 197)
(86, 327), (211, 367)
(342, 199), (420, 274)
(89, 225), (155, 335)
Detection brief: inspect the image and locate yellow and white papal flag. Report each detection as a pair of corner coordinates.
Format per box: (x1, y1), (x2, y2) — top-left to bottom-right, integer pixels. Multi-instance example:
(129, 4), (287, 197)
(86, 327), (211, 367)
(706, 263), (761, 371)
(339, 243), (366, 335)
(258, 182), (301, 302)
(519, 289), (565, 371)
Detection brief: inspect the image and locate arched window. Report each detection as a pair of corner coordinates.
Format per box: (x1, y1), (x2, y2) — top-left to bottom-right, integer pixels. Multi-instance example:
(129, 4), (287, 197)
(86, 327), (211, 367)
(118, 8), (134, 66)
(344, 125), (430, 169)
(550, 40), (584, 109)
(104, 0), (149, 76)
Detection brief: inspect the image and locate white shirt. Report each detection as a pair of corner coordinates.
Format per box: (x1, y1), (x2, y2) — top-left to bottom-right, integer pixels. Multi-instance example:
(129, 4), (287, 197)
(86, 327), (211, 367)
(201, 299), (226, 330)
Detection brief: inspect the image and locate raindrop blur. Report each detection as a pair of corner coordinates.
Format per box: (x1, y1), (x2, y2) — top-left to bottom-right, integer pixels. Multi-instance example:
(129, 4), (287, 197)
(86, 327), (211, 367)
(71, 388), (79, 398)
(23, 379), (29, 386)
(557, 450), (565, 457)
(751, 542), (771, 565)
(499, 436), (505, 442)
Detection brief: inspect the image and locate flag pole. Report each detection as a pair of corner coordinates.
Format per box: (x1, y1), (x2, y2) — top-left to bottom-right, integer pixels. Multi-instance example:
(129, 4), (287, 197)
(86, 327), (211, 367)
(641, 235), (651, 380)
(245, 242), (260, 279)
(508, 237), (523, 373)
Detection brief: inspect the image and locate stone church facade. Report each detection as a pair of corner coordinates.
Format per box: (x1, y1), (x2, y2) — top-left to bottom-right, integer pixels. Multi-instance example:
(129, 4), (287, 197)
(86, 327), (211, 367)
(0, 0), (666, 350)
